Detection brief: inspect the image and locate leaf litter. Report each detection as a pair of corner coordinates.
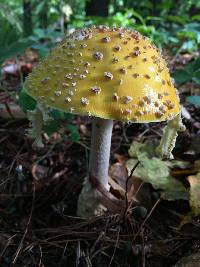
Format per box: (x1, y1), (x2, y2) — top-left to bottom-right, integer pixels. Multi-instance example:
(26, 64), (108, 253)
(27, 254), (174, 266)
(0, 47), (200, 267)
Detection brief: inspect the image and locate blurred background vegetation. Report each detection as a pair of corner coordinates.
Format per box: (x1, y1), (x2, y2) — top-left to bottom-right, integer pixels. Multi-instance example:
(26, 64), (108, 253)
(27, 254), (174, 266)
(1, 0), (200, 136)
(0, 0), (200, 62)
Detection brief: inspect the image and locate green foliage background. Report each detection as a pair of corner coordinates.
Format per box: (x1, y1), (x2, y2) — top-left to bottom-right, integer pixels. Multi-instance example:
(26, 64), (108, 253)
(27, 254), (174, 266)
(0, 0), (200, 136)
(1, 0), (200, 58)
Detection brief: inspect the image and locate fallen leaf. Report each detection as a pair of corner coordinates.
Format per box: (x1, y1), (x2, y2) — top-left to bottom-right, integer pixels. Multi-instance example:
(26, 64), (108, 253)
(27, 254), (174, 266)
(187, 172), (200, 216)
(194, 160), (200, 171)
(127, 158), (187, 200)
(128, 140), (156, 159)
(175, 253), (200, 267)
(0, 103), (26, 119)
(108, 176), (125, 199)
(127, 141), (188, 201)
(109, 162), (128, 189)
(32, 164), (49, 181)
(113, 153), (128, 164)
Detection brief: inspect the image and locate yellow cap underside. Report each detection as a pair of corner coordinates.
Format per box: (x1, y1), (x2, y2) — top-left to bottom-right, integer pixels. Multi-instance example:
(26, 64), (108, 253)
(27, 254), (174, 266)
(25, 27), (180, 122)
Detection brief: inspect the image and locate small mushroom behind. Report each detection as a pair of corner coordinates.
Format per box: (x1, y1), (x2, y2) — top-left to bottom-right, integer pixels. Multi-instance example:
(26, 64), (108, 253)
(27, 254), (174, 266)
(24, 26), (183, 218)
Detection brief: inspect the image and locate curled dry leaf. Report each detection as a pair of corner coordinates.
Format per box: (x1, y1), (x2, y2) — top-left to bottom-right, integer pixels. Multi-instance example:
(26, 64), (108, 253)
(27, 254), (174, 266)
(109, 162), (151, 206)
(108, 176), (125, 199)
(109, 162), (128, 189)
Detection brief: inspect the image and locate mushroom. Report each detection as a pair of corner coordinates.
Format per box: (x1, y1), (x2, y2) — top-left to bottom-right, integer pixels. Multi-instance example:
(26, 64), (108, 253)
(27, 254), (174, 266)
(24, 26), (183, 217)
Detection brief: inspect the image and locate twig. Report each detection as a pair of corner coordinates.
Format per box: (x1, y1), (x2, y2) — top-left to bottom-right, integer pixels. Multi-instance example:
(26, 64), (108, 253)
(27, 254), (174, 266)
(8, 146), (24, 179)
(12, 184), (35, 264)
(76, 140), (90, 151)
(59, 242), (68, 266)
(127, 180), (145, 213)
(76, 241), (81, 267)
(34, 142), (57, 164)
(0, 234), (16, 262)
(133, 197), (161, 241)
(38, 244), (43, 267)
(141, 228), (145, 267)
(124, 161), (140, 217)
(108, 225), (120, 266)
(122, 123), (129, 143)
(166, 240), (188, 257)
(0, 135), (8, 144)
(90, 231), (105, 256)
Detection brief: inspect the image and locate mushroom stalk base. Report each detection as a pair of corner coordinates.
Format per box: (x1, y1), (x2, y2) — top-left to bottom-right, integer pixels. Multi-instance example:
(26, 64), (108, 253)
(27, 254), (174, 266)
(77, 118), (113, 217)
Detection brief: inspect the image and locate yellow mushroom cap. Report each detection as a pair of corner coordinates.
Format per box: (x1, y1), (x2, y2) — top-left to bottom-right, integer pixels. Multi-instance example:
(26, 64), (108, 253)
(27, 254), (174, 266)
(25, 26), (180, 123)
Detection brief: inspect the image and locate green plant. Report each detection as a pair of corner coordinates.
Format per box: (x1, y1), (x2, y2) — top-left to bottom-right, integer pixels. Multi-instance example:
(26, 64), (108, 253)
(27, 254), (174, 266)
(71, 8), (200, 51)
(177, 23), (200, 52)
(173, 58), (200, 85)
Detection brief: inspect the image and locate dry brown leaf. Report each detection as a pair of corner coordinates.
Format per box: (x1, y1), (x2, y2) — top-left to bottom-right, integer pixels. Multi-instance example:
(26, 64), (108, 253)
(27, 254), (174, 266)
(108, 176), (125, 199)
(175, 253), (200, 267)
(109, 162), (128, 189)
(187, 172), (200, 216)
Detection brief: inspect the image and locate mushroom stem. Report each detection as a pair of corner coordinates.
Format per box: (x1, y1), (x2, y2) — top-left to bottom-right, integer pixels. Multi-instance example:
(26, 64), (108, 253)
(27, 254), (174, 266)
(89, 117), (113, 187)
(77, 117), (113, 217)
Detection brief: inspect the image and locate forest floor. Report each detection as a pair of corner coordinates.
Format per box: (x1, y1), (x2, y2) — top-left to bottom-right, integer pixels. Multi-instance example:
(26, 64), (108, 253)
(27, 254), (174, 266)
(0, 49), (200, 267)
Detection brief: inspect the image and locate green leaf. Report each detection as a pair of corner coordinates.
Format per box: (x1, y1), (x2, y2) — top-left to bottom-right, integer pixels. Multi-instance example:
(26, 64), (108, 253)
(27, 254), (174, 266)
(192, 15), (200, 21)
(35, 1), (47, 15)
(186, 96), (200, 106)
(193, 76), (200, 85)
(0, 3), (22, 32)
(33, 28), (47, 39)
(18, 89), (37, 112)
(187, 58), (200, 73)
(31, 44), (50, 58)
(50, 110), (66, 120)
(193, 68), (200, 85)
(127, 141), (188, 201)
(173, 58), (200, 84)
(181, 40), (196, 51)
(43, 120), (60, 136)
(130, 9), (145, 25)
(165, 15), (187, 24)
(128, 140), (156, 158)
(50, 110), (73, 120)
(173, 70), (191, 84)
(66, 124), (80, 142)
(0, 39), (32, 65)
(127, 157), (187, 200)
